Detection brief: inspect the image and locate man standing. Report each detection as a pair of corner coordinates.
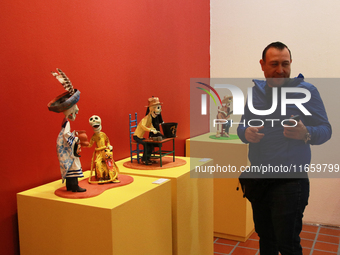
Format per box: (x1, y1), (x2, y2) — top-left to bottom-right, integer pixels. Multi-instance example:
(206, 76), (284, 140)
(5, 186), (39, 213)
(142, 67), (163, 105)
(237, 42), (331, 254)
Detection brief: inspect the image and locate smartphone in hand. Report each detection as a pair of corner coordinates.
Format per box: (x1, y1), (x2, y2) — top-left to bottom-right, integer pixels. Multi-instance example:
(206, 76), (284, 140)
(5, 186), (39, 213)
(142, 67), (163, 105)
(283, 115), (300, 126)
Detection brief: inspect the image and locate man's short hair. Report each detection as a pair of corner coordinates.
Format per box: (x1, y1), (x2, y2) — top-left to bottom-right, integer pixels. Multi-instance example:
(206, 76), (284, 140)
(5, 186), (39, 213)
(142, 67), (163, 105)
(262, 41), (292, 62)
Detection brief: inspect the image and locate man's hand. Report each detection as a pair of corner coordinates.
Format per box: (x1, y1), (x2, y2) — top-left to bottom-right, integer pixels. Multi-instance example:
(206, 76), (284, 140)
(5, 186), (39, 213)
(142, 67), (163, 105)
(245, 126), (265, 143)
(283, 119), (308, 140)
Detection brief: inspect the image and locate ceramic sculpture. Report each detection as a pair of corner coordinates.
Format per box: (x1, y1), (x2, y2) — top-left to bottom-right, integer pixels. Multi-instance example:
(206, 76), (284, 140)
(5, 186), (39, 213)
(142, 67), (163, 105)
(216, 95), (233, 138)
(47, 68), (86, 192)
(133, 97), (162, 165)
(87, 115), (120, 183)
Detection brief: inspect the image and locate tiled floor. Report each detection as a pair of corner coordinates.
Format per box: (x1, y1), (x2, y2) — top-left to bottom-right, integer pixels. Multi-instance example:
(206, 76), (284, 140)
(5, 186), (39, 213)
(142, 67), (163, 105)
(214, 224), (340, 255)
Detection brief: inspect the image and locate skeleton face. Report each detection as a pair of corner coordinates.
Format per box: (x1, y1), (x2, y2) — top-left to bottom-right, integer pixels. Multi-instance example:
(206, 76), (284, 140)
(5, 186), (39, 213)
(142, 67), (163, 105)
(89, 115), (102, 133)
(149, 104), (162, 118)
(64, 104), (79, 121)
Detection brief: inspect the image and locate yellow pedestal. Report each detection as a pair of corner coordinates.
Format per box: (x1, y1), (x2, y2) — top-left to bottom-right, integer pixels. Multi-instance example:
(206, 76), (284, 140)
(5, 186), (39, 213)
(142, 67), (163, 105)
(117, 156), (214, 255)
(17, 172), (172, 255)
(186, 133), (254, 242)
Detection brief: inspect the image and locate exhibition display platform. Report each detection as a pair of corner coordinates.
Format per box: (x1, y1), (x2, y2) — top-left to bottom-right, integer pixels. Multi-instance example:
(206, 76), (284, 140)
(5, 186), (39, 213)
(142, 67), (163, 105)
(17, 173), (172, 255)
(186, 132), (254, 242)
(117, 156), (214, 255)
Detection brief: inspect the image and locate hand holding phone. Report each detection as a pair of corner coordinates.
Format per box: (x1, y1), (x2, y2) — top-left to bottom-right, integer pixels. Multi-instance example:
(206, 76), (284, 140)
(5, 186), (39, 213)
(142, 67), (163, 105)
(283, 115), (300, 126)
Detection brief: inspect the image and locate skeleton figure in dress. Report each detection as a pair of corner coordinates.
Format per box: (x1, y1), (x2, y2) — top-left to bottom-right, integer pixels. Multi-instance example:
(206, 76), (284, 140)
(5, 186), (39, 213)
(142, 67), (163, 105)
(88, 115), (119, 183)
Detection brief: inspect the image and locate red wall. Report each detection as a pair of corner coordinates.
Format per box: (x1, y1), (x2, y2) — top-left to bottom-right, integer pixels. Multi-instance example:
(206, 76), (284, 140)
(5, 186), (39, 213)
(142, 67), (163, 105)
(0, 1), (210, 254)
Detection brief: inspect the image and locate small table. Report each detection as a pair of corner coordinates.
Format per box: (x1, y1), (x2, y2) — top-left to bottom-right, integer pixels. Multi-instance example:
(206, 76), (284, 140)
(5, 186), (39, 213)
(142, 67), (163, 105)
(144, 137), (175, 167)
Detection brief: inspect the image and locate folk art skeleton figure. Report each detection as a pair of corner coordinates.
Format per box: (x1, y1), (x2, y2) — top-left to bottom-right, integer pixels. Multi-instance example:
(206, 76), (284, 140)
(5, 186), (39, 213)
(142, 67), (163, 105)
(216, 95), (233, 138)
(87, 115), (120, 183)
(133, 97), (162, 165)
(145, 100), (164, 140)
(47, 68), (86, 192)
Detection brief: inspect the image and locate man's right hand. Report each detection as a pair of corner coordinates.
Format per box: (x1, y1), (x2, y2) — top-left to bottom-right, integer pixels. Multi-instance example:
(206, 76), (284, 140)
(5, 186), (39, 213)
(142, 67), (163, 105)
(245, 126), (265, 143)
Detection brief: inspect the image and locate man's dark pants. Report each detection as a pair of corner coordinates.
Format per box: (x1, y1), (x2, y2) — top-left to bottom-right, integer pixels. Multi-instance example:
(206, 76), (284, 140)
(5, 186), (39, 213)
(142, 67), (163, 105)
(251, 179), (309, 255)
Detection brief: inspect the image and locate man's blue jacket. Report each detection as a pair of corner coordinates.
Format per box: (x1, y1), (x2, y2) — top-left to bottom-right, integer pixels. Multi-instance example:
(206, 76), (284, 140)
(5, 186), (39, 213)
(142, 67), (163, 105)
(237, 74), (332, 177)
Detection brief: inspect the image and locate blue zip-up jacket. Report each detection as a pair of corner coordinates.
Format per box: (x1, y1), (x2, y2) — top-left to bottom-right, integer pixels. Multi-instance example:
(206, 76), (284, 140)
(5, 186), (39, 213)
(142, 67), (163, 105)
(237, 74), (332, 177)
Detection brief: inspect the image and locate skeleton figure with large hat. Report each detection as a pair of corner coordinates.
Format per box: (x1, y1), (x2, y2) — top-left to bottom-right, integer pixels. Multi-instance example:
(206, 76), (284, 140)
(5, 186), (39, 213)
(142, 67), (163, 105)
(47, 69), (86, 192)
(133, 96), (162, 165)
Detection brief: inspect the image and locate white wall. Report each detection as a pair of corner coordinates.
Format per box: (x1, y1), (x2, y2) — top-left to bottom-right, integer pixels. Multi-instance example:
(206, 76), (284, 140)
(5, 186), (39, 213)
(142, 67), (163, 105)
(211, 0), (340, 226)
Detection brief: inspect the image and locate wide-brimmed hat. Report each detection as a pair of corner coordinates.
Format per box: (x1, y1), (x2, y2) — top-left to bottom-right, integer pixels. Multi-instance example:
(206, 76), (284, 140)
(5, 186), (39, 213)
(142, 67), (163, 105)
(47, 68), (80, 113)
(146, 96), (162, 107)
(48, 89), (80, 113)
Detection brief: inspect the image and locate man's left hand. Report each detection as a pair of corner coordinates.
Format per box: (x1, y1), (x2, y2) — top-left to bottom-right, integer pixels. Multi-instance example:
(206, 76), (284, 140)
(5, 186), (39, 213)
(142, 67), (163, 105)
(283, 119), (308, 141)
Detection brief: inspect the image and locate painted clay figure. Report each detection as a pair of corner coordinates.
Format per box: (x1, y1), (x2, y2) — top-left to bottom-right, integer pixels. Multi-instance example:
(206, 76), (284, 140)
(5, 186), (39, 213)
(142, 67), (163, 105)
(216, 96), (233, 138)
(145, 99), (164, 139)
(133, 97), (162, 165)
(47, 68), (86, 192)
(87, 115), (120, 183)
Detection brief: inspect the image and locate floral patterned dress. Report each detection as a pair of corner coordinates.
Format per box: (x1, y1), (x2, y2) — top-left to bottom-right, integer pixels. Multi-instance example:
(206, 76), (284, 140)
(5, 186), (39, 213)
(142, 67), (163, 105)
(56, 119), (84, 183)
